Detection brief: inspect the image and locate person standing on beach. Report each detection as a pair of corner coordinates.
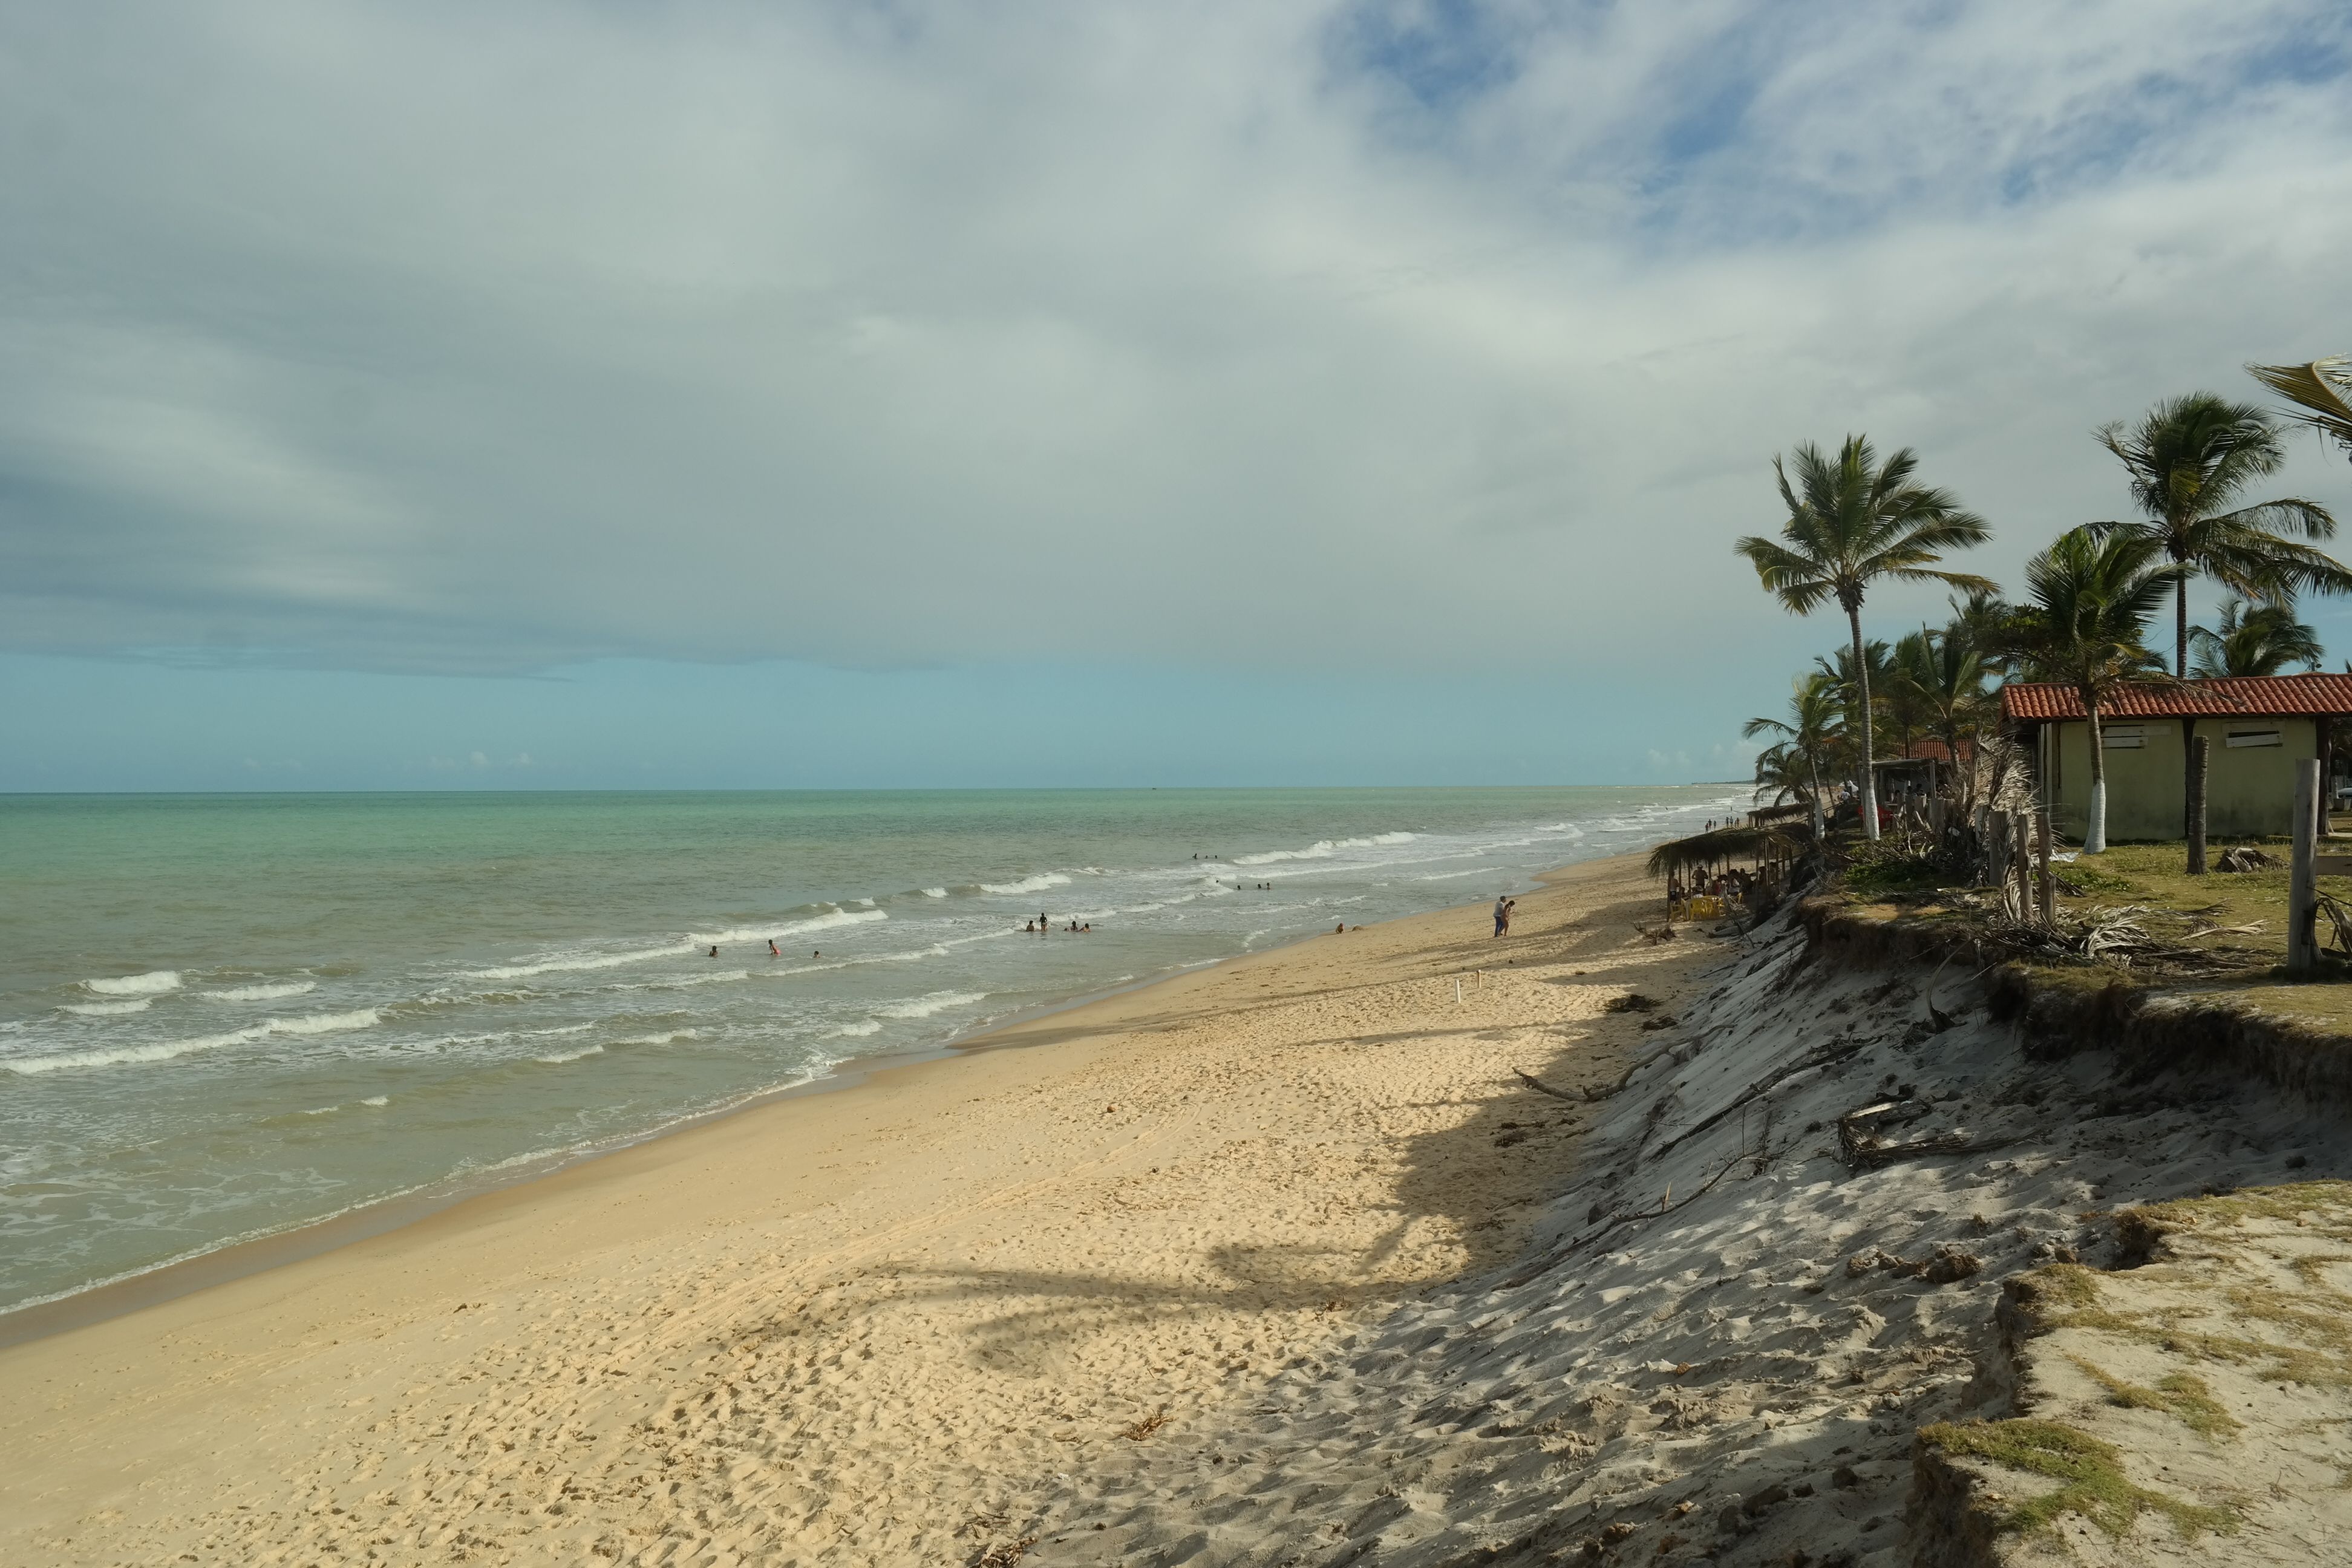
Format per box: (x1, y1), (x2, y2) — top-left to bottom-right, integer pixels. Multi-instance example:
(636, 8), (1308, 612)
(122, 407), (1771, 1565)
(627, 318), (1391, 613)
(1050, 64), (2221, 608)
(1492, 895), (1509, 937)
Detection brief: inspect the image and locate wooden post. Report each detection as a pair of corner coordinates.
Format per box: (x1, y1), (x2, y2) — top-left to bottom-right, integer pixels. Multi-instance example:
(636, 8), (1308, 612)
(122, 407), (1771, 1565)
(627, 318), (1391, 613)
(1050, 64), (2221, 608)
(2290, 759), (2320, 974)
(2036, 809), (2056, 926)
(2011, 811), (2036, 924)
(2186, 735), (2209, 876)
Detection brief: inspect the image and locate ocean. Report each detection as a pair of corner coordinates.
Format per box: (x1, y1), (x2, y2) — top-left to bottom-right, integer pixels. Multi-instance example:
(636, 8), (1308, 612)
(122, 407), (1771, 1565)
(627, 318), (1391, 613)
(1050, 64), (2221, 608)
(0, 785), (1746, 1316)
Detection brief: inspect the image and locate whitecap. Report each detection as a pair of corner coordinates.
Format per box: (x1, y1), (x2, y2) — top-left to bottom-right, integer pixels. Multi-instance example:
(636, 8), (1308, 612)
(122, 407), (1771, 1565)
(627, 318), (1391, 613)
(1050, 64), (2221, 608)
(203, 981), (318, 1002)
(83, 970), (181, 997)
(359, 1096), (389, 1107)
(920, 887), (948, 898)
(62, 999), (151, 1016)
(534, 1044), (606, 1065)
(834, 1021), (882, 1037)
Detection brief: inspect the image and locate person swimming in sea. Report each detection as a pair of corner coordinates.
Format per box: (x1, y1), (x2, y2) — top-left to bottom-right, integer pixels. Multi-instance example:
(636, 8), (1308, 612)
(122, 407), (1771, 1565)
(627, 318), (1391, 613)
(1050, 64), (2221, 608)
(708, 946), (719, 958)
(768, 939), (780, 957)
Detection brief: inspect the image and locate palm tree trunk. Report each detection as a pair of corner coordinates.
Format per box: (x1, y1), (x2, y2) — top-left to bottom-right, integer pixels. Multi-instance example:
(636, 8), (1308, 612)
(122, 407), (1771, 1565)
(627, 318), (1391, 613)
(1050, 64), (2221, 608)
(2085, 697), (2109, 855)
(2175, 574), (2189, 679)
(1847, 605), (1880, 840)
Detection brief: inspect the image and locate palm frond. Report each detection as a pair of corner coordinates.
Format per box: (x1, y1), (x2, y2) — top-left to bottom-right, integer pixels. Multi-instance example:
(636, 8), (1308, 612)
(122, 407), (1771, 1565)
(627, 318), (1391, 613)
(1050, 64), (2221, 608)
(2249, 357), (2352, 460)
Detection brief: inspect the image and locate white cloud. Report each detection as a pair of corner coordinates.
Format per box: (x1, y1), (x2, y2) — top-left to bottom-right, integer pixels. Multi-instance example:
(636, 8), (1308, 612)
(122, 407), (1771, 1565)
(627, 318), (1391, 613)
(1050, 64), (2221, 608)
(0, 1), (2347, 678)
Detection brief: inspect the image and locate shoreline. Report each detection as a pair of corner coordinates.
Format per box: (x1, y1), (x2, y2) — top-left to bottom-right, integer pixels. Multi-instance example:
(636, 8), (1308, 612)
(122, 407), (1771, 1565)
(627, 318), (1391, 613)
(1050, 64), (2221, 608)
(1, 848), (1706, 1567)
(0, 884), (1509, 1350)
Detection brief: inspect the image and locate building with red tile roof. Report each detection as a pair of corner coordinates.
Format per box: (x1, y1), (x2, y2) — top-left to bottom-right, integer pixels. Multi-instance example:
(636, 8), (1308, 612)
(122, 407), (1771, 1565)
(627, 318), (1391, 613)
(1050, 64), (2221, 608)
(2001, 675), (2347, 841)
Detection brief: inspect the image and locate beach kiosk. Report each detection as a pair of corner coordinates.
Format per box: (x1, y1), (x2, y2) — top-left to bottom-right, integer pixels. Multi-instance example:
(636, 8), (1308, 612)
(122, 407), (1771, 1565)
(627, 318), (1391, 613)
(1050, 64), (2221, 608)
(2001, 673), (2352, 842)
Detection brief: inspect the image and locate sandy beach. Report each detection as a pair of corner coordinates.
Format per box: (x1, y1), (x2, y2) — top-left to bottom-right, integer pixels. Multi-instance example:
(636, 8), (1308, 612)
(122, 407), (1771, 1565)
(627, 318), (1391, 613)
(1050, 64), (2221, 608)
(1, 851), (1711, 1566)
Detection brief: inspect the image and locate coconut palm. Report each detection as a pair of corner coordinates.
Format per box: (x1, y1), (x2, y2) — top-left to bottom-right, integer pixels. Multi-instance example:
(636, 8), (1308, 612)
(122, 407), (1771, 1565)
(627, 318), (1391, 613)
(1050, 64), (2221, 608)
(1735, 436), (1992, 840)
(2248, 358), (2352, 467)
(2188, 595), (2324, 678)
(2007, 527), (2180, 854)
(1944, 588), (2024, 679)
(1743, 671), (1844, 814)
(2091, 393), (2345, 676)
(1881, 631), (1939, 759)
(1814, 638), (1899, 763)
(1894, 627), (1990, 807)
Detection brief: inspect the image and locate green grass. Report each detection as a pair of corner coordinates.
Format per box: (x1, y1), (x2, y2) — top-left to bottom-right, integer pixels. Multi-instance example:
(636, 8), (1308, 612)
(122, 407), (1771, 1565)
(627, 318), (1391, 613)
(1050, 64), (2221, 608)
(1921, 1419), (2240, 1541)
(2067, 1358), (2243, 1440)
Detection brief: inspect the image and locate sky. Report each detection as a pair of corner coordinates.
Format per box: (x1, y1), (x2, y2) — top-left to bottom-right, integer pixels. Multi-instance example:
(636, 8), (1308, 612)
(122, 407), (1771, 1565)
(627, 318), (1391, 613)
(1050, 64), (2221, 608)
(5, 0), (2352, 791)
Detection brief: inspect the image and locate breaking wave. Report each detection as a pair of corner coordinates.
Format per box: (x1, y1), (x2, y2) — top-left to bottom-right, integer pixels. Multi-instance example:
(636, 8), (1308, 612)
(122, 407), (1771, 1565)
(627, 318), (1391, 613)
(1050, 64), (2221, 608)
(5, 1008), (383, 1075)
(1233, 832), (1416, 866)
(204, 981), (318, 1002)
(83, 970), (181, 997)
(978, 872), (1072, 896)
(688, 909), (889, 946)
(874, 990), (986, 1021)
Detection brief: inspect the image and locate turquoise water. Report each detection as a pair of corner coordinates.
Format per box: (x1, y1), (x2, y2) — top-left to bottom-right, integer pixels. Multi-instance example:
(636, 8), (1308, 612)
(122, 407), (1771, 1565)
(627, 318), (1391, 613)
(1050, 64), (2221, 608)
(0, 786), (1744, 1313)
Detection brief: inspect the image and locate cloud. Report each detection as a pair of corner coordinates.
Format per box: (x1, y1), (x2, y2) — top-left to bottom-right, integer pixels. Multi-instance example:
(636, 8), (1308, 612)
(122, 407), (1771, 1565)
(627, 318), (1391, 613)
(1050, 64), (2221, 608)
(1, 1), (2347, 679)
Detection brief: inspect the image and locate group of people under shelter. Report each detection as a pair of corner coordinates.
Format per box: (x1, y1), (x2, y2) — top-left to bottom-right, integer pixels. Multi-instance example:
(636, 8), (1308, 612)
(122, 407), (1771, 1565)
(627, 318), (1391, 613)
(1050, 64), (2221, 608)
(1666, 866), (1757, 921)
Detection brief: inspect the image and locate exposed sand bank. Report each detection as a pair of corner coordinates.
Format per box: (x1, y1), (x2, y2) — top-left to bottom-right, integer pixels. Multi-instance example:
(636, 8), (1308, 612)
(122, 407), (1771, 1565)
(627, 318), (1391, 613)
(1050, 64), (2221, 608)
(1, 851), (1713, 1567)
(1022, 906), (2349, 1568)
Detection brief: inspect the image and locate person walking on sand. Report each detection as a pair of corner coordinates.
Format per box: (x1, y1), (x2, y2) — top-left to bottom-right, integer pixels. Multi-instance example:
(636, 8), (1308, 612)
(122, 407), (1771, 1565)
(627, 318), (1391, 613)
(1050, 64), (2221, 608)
(1493, 895), (1509, 938)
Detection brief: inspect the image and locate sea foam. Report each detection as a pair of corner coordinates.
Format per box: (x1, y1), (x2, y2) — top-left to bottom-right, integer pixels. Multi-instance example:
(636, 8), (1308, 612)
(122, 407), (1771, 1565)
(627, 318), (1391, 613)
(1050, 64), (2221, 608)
(63, 999), (151, 1016)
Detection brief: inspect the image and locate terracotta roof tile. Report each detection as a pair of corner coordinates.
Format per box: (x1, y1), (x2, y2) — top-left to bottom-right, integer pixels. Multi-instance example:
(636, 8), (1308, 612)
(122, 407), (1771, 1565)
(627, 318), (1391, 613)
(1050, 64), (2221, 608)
(1999, 673), (2352, 722)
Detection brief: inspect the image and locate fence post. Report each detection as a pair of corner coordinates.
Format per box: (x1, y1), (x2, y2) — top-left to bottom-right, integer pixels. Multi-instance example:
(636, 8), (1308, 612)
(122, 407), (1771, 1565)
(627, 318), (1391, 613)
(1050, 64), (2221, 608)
(2186, 735), (2209, 877)
(2290, 759), (2320, 974)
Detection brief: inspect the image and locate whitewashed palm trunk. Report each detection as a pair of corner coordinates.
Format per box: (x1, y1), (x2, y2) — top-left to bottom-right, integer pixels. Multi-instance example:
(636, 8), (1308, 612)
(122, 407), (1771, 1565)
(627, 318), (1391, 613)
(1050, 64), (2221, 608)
(1846, 604), (1880, 841)
(2084, 701), (2109, 855)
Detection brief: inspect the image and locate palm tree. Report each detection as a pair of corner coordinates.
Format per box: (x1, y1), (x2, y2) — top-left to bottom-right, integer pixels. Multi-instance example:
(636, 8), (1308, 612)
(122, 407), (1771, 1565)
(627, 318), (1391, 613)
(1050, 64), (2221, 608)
(2092, 393), (2345, 676)
(1736, 436), (1992, 840)
(2248, 358), (2352, 467)
(1814, 638), (1898, 762)
(2188, 595), (2324, 678)
(1743, 672), (1844, 817)
(1895, 626), (1990, 807)
(2007, 527), (2180, 854)
(1882, 631), (1939, 759)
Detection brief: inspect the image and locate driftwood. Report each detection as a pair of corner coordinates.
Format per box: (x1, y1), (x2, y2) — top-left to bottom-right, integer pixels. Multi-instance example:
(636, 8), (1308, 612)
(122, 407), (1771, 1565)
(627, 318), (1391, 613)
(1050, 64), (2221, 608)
(1836, 1099), (2012, 1168)
(1516, 1041), (1677, 1106)
(1513, 1068), (1584, 1103)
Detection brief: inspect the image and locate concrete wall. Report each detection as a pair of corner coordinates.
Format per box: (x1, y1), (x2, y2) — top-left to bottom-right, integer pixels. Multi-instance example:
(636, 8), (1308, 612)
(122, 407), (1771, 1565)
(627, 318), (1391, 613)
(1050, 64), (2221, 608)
(2042, 716), (2313, 841)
